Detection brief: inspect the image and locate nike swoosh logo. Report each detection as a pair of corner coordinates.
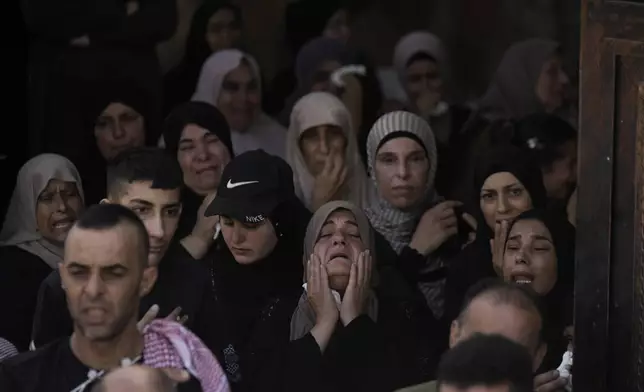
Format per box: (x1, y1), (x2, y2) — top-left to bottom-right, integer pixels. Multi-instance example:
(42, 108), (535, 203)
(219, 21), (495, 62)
(227, 179), (259, 189)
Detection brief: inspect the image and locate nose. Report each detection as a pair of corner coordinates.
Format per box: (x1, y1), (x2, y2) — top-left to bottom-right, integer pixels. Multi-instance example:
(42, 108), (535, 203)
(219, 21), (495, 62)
(231, 224), (244, 244)
(194, 141), (208, 162)
(319, 133), (329, 155)
(396, 160), (410, 179)
(496, 194), (511, 214)
(53, 193), (68, 212)
(515, 248), (530, 266)
(84, 272), (106, 298)
(112, 122), (126, 140)
(331, 232), (347, 246)
(146, 214), (165, 240)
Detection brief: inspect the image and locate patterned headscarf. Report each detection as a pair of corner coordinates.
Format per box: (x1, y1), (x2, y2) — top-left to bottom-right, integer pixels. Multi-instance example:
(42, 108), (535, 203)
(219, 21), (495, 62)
(364, 111), (439, 253)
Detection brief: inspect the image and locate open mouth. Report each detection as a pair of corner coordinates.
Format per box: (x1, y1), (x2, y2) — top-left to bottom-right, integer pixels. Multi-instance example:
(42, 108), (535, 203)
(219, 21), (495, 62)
(51, 218), (74, 230)
(329, 251), (350, 262)
(511, 273), (535, 285)
(196, 166), (218, 175)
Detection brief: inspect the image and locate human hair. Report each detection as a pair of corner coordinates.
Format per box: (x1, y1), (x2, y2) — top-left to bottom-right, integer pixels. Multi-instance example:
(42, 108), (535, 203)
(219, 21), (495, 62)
(437, 334), (534, 392)
(106, 147), (183, 198)
(513, 113), (577, 171)
(458, 279), (546, 345)
(74, 204), (149, 266)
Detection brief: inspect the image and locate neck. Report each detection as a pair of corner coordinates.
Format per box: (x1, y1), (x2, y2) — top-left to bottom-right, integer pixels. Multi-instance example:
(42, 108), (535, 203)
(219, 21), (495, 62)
(70, 320), (144, 370)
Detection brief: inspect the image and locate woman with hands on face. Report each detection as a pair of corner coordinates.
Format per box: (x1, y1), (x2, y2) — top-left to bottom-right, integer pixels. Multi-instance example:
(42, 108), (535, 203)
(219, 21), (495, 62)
(276, 201), (440, 392)
(365, 111), (475, 319)
(287, 92), (371, 211)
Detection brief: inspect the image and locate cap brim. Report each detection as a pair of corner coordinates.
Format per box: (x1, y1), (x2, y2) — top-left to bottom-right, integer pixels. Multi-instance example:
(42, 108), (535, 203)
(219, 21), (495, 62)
(205, 195), (279, 223)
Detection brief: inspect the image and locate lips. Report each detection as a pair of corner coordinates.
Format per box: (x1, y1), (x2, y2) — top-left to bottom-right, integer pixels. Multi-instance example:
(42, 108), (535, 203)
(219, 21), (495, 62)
(51, 217), (74, 230)
(196, 166), (218, 175)
(511, 271), (535, 285)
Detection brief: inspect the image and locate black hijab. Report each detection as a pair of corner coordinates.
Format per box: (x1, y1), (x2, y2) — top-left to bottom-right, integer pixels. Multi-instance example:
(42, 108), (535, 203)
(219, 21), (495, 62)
(505, 209), (575, 370)
(163, 101), (234, 238)
(79, 79), (159, 204)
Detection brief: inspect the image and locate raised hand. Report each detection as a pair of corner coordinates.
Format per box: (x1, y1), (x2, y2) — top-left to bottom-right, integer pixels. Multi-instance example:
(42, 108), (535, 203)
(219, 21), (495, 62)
(311, 151), (347, 210)
(534, 370), (568, 392)
(410, 201), (462, 256)
(340, 250), (372, 326)
(490, 219), (509, 275)
(307, 254), (339, 352)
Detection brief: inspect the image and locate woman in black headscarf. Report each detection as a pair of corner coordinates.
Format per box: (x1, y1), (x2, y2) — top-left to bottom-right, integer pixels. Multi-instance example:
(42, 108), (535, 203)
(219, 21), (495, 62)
(443, 145), (548, 326)
(200, 150), (312, 392)
(78, 79), (159, 204)
(164, 1), (243, 114)
(163, 101), (234, 241)
(499, 208), (575, 371)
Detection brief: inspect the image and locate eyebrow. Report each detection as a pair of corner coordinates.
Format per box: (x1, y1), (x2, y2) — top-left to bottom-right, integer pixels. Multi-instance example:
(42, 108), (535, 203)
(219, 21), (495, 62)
(128, 199), (154, 207)
(508, 234), (553, 243)
(66, 262), (129, 272)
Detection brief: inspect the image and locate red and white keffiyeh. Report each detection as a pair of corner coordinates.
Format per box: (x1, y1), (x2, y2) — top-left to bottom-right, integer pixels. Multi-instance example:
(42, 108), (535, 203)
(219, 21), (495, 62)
(142, 320), (230, 392)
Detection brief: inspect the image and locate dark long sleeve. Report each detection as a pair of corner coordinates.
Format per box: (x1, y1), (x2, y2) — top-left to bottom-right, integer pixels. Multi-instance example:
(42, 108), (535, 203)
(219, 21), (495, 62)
(21, 0), (125, 40)
(88, 0), (177, 47)
(31, 272), (72, 348)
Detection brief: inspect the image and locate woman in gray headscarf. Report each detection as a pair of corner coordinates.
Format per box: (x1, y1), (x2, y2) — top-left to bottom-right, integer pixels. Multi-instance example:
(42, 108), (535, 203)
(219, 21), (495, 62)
(365, 111), (473, 319)
(267, 200), (438, 392)
(478, 39), (570, 121)
(0, 154), (84, 351)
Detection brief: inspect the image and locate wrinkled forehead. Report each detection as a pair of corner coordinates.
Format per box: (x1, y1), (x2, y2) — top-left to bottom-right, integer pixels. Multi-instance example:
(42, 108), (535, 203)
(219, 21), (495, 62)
(64, 226), (141, 266)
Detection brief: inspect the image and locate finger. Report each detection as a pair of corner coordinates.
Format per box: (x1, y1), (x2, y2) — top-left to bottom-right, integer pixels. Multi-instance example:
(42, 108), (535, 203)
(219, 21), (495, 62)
(167, 306), (182, 322)
(356, 251), (365, 289)
(534, 371), (560, 388)
(440, 216), (458, 228)
(535, 378), (567, 392)
(320, 154), (333, 177)
(439, 200), (463, 210)
(462, 213), (477, 231)
(500, 219), (509, 243)
(137, 304), (159, 331)
(309, 256), (319, 294)
(363, 250), (372, 288)
(336, 167), (348, 187)
(319, 256), (332, 293)
(438, 207), (456, 220)
(347, 258), (358, 291)
(178, 315), (189, 325)
(161, 368), (190, 383)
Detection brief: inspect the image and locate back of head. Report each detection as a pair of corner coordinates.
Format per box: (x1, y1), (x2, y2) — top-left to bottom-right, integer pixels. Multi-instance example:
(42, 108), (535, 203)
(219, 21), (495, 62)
(513, 113), (577, 170)
(459, 279), (546, 346)
(91, 366), (176, 392)
(437, 334), (534, 392)
(106, 147), (183, 199)
(71, 203), (150, 266)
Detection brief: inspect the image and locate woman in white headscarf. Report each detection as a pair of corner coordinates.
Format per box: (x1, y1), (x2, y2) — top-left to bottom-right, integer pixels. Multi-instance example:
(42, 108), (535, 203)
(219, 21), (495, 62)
(192, 49), (287, 159)
(0, 154), (84, 351)
(392, 32), (473, 199)
(365, 111), (473, 319)
(287, 92), (370, 211)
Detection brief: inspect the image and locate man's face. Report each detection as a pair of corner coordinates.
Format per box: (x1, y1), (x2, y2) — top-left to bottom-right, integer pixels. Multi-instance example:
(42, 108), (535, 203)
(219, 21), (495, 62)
(109, 182), (182, 267)
(450, 295), (545, 371)
(60, 224), (156, 341)
(440, 384), (511, 392)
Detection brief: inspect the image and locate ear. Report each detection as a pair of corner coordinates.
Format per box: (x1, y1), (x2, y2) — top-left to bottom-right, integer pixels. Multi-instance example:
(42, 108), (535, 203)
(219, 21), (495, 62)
(139, 266), (158, 297)
(449, 320), (461, 349)
(58, 262), (66, 290)
(99, 198), (111, 205)
(534, 342), (548, 372)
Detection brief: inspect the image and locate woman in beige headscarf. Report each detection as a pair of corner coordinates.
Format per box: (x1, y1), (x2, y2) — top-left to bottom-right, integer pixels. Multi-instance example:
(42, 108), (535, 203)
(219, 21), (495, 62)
(0, 153), (85, 351)
(275, 201), (438, 392)
(192, 49), (287, 159)
(287, 92), (371, 211)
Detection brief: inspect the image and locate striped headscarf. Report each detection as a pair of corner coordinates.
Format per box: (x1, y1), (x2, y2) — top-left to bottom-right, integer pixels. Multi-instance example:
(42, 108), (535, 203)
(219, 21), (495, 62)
(365, 111), (439, 254)
(287, 92), (371, 210)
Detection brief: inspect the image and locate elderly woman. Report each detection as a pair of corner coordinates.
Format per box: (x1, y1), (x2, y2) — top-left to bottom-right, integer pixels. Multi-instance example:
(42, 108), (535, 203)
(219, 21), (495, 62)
(264, 201), (438, 392)
(0, 154), (84, 351)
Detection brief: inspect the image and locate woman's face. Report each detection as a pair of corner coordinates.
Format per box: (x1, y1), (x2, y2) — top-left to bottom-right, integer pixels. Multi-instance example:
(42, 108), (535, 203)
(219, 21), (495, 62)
(374, 137), (429, 210)
(177, 124), (231, 195)
(535, 55), (569, 113)
(405, 58), (442, 103)
(36, 179), (83, 244)
(309, 60), (342, 94)
(480, 172), (533, 230)
(94, 102), (146, 160)
(299, 125), (346, 176)
(503, 219), (558, 295)
(542, 140), (577, 201)
(205, 8), (241, 52)
(217, 63), (261, 132)
(323, 9), (350, 44)
(313, 209), (365, 291)
(221, 216), (278, 264)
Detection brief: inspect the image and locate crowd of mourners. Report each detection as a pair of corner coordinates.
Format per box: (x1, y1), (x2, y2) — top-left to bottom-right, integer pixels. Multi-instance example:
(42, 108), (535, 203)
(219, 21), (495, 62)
(0, 1), (578, 391)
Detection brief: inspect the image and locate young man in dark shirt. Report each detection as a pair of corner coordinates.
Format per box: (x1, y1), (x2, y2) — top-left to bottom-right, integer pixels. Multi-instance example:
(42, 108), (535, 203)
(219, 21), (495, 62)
(32, 148), (216, 349)
(0, 205), (202, 391)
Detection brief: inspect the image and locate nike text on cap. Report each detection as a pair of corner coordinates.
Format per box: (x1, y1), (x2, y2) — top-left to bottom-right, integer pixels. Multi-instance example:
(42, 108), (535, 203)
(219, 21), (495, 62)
(205, 149), (295, 223)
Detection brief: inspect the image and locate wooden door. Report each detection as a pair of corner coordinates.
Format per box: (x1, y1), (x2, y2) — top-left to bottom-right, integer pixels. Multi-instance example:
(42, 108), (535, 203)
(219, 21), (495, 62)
(576, 1), (644, 391)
